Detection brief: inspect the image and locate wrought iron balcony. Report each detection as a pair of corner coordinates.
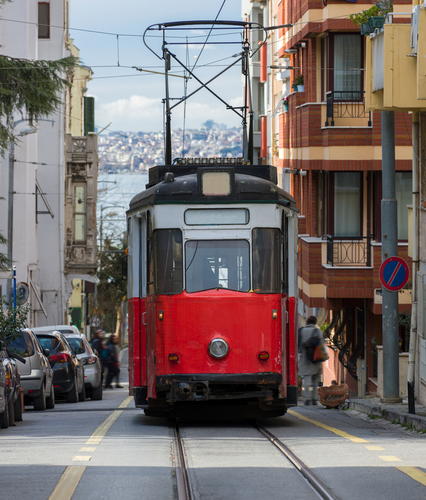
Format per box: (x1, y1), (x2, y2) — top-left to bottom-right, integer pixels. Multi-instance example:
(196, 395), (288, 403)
(326, 235), (372, 267)
(325, 91), (372, 127)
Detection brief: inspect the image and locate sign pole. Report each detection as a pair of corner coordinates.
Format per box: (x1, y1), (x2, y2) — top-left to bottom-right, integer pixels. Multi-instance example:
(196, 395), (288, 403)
(381, 110), (401, 403)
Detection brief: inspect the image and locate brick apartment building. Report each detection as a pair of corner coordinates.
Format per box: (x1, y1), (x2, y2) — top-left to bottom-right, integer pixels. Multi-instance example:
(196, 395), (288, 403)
(242, 0), (413, 396)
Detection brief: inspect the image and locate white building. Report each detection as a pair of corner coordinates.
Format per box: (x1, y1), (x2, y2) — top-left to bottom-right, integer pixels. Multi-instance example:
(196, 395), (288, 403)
(0, 1), (98, 327)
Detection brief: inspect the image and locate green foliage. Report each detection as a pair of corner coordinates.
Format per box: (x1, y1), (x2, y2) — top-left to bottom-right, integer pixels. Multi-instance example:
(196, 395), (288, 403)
(0, 295), (31, 345)
(97, 238), (127, 333)
(399, 311), (411, 328)
(350, 2), (392, 27)
(294, 74), (304, 86)
(0, 54), (77, 156)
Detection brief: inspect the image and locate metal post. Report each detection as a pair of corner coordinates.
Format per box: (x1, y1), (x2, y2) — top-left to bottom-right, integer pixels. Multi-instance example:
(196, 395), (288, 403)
(381, 110), (401, 403)
(12, 265), (16, 310)
(7, 140), (15, 306)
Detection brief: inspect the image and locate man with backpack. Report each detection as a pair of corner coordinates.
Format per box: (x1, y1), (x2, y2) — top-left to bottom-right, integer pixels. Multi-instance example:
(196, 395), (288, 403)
(298, 316), (326, 406)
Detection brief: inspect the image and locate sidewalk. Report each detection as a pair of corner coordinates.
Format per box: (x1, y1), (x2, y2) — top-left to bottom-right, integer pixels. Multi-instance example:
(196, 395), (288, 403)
(348, 397), (426, 431)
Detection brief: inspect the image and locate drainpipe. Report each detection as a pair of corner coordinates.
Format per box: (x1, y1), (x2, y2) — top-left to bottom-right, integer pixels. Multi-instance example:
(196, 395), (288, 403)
(407, 112), (419, 385)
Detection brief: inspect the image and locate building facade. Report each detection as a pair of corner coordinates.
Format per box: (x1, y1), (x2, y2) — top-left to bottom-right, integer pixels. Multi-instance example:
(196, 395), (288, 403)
(0, 1), (98, 328)
(243, 0), (414, 397)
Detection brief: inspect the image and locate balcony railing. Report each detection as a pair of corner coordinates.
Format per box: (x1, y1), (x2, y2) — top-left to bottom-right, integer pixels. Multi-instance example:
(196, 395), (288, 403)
(325, 91), (372, 127)
(326, 235), (372, 267)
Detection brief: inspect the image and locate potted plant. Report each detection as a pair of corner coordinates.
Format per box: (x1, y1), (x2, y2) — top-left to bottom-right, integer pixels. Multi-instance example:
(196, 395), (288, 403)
(294, 74), (304, 92)
(350, 2), (391, 35)
(283, 96), (289, 112)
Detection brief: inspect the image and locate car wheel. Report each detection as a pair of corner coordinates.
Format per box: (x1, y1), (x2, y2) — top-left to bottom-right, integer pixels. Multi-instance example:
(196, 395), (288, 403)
(91, 382), (103, 401)
(14, 391), (23, 422)
(1, 398), (10, 428)
(46, 383), (55, 409)
(33, 384), (46, 411)
(66, 381), (78, 403)
(78, 383), (86, 402)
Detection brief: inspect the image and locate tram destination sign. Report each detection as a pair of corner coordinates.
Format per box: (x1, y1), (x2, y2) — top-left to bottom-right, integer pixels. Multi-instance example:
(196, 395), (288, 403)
(379, 256), (410, 292)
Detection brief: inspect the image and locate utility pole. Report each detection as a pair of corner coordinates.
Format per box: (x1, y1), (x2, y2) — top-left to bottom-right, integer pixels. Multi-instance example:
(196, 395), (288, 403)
(381, 0), (401, 403)
(381, 109), (401, 403)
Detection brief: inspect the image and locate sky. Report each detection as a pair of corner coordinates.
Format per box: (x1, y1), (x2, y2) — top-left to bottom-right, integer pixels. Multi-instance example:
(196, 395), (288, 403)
(69, 0), (244, 134)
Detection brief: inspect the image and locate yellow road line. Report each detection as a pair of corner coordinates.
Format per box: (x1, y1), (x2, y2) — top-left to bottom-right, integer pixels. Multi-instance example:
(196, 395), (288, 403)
(365, 445), (385, 451)
(119, 396), (133, 408)
(79, 447), (97, 452)
(379, 455), (402, 462)
(49, 466), (86, 500)
(288, 409), (369, 443)
(396, 466), (426, 486)
(86, 410), (123, 445)
(72, 456), (92, 462)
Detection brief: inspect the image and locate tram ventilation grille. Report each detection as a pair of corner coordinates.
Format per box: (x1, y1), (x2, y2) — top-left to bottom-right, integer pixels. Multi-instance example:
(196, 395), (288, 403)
(173, 157), (248, 166)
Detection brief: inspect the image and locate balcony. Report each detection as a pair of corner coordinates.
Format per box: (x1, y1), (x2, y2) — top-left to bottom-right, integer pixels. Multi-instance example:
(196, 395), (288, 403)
(325, 91), (372, 127)
(326, 236), (372, 267)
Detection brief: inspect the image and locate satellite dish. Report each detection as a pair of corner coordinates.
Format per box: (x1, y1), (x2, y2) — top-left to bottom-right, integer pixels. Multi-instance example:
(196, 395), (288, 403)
(16, 282), (29, 305)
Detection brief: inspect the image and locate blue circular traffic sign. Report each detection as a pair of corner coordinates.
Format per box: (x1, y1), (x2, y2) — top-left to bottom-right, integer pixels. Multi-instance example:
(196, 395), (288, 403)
(379, 256), (410, 292)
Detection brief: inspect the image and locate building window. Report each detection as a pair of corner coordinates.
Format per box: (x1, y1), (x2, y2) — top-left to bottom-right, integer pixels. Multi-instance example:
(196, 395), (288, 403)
(328, 34), (363, 99)
(38, 3), (50, 39)
(73, 185), (86, 242)
(396, 172), (412, 240)
(334, 172), (361, 237)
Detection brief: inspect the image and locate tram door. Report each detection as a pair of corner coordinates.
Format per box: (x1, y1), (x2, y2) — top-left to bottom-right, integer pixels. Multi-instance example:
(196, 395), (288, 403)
(133, 212), (148, 403)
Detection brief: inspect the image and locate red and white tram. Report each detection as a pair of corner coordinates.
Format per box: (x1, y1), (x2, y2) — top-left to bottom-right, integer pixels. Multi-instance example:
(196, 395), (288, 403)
(126, 160), (299, 418)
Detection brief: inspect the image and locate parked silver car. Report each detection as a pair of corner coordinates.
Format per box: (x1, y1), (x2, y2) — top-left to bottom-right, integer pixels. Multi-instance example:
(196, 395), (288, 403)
(7, 329), (54, 411)
(31, 325), (80, 336)
(62, 334), (103, 400)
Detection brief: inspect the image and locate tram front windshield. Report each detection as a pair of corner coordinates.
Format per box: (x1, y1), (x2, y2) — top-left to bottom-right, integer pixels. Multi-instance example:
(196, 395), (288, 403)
(185, 240), (249, 293)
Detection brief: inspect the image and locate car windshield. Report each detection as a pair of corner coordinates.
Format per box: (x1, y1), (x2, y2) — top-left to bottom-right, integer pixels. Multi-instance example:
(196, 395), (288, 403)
(7, 331), (35, 357)
(37, 335), (65, 354)
(67, 337), (86, 354)
(185, 240), (250, 293)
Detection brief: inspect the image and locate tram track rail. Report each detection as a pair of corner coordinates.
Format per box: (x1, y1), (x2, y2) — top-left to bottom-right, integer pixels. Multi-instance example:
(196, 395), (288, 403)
(172, 419), (193, 500)
(253, 422), (339, 500)
(171, 417), (339, 500)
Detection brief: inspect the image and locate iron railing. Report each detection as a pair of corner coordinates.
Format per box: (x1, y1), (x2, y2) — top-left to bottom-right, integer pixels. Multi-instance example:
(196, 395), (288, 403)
(326, 235), (372, 267)
(325, 91), (372, 127)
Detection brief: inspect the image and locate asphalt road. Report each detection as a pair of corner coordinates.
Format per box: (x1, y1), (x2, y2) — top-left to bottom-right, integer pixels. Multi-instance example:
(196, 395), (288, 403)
(1, 369), (426, 499)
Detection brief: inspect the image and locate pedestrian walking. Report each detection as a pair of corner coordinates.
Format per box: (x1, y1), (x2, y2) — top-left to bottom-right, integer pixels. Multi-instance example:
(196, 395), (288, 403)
(104, 335), (123, 389)
(298, 316), (326, 406)
(91, 329), (106, 383)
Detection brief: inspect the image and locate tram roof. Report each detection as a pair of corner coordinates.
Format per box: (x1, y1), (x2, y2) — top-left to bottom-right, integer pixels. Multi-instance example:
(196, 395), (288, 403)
(128, 164), (297, 212)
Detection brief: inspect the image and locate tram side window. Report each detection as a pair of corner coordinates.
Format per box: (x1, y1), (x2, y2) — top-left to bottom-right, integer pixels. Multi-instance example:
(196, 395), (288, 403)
(185, 240), (249, 293)
(252, 228), (280, 293)
(153, 229), (183, 294)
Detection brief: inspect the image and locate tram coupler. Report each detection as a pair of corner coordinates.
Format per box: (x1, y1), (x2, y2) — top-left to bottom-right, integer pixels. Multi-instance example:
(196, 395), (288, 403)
(170, 380), (209, 401)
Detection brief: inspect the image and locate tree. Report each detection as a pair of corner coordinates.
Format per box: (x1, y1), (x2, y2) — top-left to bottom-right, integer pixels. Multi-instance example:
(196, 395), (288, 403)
(0, 295), (31, 346)
(96, 238), (127, 343)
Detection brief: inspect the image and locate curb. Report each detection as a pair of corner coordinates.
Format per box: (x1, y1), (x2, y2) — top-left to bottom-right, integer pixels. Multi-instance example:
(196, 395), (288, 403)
(348, 400), (426, 431)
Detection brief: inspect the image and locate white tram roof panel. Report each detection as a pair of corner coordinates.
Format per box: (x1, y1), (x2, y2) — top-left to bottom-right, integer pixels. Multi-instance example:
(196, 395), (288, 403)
(128, 164), (297, 213)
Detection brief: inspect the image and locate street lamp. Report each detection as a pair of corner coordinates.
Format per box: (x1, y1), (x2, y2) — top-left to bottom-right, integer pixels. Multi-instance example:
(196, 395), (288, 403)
(99, 205), (126, 253)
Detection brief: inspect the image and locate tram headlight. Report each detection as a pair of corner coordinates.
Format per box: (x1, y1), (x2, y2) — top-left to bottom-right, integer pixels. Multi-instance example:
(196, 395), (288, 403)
(208, 338), (229, 359)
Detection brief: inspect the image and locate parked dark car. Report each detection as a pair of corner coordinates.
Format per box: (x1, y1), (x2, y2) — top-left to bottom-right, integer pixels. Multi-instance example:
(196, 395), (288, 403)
(7, 329), (54, 411)
(34, 331), (85, 403)
(63, 334), (103, 401)
(0, 338), (23, 427)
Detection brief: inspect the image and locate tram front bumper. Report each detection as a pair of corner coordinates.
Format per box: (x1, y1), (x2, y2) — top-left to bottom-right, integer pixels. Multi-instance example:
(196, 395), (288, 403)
(156, 373), (283, 403)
